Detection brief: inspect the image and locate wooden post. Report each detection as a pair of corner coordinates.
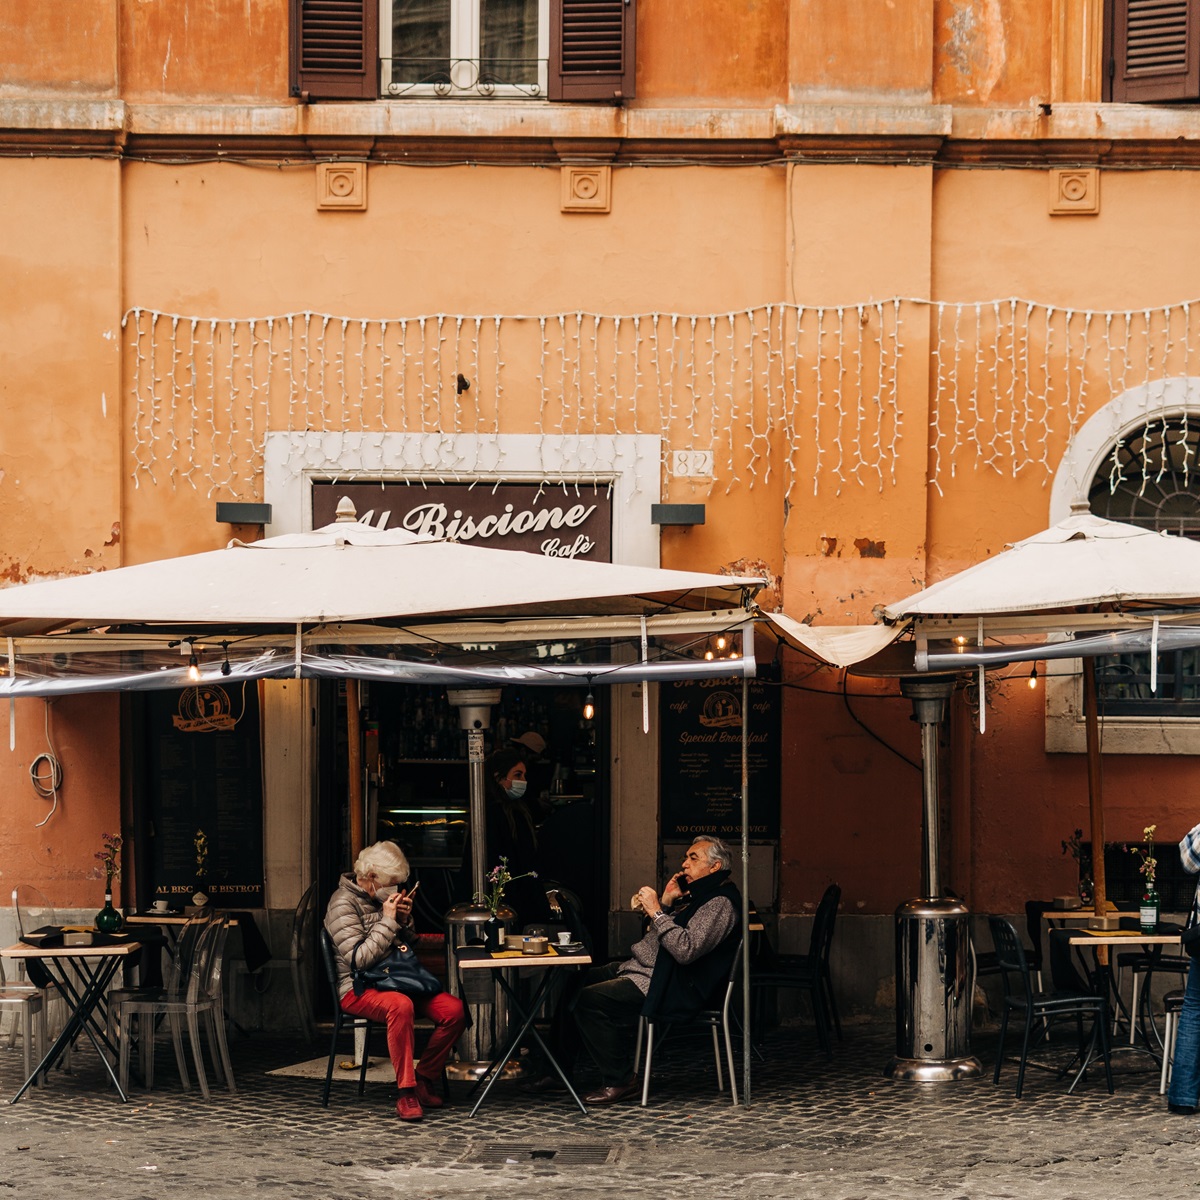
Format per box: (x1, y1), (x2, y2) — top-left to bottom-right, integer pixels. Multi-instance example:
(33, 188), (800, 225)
(347, 680), (364, 858)
(1082, 658), (1109, 961)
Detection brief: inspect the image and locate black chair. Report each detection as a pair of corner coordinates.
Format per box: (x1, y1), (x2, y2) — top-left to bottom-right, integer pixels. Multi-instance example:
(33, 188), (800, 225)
(635, 937), (743, 1106)
(751, 883), (841, 1056)
(989, 916), (1113, 1098)
(318, 927), (385, 1107)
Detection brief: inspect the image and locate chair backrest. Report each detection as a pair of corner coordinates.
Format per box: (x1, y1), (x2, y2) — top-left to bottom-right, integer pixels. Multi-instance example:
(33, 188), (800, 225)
(169, 914), (215, 1002)
(1024, 900), (1051, 970)
(12, 885), (56, 936)
(318, 926), (341, 1005)
(203, 916), (233, 1004)
(808, 884), (841, 965)
(988, 915), (1035, 1003)
(290, 881), (318, 965)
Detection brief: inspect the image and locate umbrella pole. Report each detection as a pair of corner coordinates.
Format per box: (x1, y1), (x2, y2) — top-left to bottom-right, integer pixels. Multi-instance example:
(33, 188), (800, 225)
(1082, 659), (1113, 943)
(347, 679), (364, 857)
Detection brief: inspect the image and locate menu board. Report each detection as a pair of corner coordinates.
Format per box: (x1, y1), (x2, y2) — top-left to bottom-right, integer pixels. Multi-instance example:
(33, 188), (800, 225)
(659, 677), (780, 841)
(145, 683), (264, 905)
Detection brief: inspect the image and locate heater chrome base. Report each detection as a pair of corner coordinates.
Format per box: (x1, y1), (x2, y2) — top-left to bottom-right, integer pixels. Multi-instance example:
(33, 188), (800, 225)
(444, 1058), (528, 1084)
(885, 1055), (982, 1083)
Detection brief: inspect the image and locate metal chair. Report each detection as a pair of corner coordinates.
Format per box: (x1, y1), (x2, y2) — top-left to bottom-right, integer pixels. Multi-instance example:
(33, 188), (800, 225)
(0, 957), (45, 1080)
(1160, 988), (1185, 1093)
(10, 884), (68, 1063)
(750, 883), (841, 1056)
(318, 926), (385, 1106)
(988, 915), (1114, 1098)
(634, 937), (744, 1107)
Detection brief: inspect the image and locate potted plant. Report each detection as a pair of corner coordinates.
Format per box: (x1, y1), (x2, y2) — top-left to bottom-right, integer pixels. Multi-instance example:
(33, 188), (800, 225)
(1126, 825), (1159, 933)
(94, 831), (124, 933)
(474, 857), (535, 951)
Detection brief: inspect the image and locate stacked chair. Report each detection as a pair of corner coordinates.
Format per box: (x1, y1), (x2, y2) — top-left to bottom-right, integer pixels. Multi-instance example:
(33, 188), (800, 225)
(751, 883), (841, 1057)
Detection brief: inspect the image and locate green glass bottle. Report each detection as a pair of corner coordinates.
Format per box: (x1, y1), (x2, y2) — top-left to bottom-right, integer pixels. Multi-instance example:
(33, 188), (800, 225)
(1140, 887), (1159, 934)
(95, 878), (125, 934)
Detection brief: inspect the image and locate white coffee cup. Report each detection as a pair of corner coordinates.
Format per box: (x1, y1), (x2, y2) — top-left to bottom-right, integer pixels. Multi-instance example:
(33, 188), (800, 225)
(557, 931), (571, 946)
(152, 899), (170, 912)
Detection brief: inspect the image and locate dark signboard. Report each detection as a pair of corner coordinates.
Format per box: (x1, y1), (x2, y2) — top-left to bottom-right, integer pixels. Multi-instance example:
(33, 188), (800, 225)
(659, 677), (780, 841)
(311, 480), (613, 561)
(145, 684), (264, 905)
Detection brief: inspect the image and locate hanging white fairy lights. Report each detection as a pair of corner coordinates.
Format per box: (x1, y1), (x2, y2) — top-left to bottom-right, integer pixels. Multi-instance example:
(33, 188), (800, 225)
(120, 297), (1200, 505)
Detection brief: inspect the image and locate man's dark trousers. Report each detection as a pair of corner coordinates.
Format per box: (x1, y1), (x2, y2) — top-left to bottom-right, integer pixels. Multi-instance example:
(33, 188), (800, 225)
(573, 961), (645, 1085)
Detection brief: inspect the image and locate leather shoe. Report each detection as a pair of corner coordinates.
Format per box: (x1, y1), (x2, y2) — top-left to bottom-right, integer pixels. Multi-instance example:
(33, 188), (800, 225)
(415, 1076), (444, 1109)
(1169, 1103), (1197, 1115)
(395, 1091), (424, 1121)
(583, 1080), (637, 1106)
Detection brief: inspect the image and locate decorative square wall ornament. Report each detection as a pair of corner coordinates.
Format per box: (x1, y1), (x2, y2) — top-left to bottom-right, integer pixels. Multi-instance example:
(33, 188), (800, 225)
(317, 162), (367, 211)
(1048, 168), (1099, 216)
(561, 165), (611, 213)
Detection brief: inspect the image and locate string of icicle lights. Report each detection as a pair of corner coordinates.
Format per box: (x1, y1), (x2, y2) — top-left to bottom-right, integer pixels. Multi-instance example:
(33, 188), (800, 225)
(124, 299), (1200, 499)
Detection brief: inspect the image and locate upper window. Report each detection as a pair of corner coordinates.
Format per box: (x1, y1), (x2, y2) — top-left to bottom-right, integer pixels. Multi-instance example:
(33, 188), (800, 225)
(383, 0), (548, 98)
(1106, 0), (1200, 102)
(290, 0), (635, 103)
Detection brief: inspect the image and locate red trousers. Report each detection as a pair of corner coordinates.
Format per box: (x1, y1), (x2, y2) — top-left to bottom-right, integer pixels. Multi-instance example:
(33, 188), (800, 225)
(339, 987), (467, 1090)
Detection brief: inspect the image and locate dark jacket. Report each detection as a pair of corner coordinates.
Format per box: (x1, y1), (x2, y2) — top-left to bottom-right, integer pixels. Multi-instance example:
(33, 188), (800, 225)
(641, 869), (741, 1021)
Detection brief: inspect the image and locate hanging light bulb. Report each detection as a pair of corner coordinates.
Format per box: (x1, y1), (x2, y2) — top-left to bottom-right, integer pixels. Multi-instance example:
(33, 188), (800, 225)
(1028, 663), (1039, 690)
(716, 634), (728, 652)
(583, 691), (595, 721)
(704, 642), (715, 661)
(187, 652), (200, 682)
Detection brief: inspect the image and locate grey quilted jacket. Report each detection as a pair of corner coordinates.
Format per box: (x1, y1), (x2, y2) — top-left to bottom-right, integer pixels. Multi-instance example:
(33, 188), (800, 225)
(324, 872), (418, 1000)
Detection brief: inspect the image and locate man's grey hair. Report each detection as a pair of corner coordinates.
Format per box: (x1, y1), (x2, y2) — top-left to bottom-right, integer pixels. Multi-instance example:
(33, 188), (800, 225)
(353, 840), (411, 885)
(691, 835), (732, 871)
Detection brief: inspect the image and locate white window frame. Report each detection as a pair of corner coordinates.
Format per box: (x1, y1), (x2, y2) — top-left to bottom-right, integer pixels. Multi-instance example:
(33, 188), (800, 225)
(379, 0), (550, 99)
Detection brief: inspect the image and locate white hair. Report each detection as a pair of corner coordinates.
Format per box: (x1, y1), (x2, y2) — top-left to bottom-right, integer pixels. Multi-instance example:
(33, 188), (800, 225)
(692, 835), (732, 871)
(353, 840), (411, 885)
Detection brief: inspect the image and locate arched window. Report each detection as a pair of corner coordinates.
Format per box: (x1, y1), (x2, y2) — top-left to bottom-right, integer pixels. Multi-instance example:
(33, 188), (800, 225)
(1088, 414), (1200, 715)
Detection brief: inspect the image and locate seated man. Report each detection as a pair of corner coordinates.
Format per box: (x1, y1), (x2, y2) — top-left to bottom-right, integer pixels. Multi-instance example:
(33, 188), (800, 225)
(573, 835), (741, 1105)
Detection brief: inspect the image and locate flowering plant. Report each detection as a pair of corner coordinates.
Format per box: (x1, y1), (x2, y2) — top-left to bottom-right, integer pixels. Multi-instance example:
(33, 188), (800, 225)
(194, 829), (209, 879)
(1124, 824), (1158, 895)
(94, 832), (122, 885)
(474, 856), (536, 917)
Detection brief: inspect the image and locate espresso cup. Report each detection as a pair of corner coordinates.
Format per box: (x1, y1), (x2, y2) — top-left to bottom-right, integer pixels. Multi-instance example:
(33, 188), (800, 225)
(152, 900), (170, 912)
(557, 931), (571, 946)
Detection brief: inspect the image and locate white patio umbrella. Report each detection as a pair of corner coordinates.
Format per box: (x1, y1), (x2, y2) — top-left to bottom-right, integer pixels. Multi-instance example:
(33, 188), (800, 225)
(884, 504), (1200, 922)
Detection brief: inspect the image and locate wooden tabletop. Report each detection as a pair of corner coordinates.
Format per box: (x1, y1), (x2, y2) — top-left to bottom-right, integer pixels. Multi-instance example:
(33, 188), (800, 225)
(457, 950), (593, 969)
(1067, 931), (1182, 947)
(125, 912), (238, 926)
(1, 940), (143, 959)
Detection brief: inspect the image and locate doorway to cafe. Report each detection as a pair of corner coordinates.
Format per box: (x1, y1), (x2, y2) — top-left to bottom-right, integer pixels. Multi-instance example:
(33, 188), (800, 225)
(315, 680), (611, 1008)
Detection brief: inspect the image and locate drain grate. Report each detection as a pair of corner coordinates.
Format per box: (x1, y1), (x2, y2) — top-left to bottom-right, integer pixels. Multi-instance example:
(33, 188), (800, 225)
(463, 1143), (624, 1166)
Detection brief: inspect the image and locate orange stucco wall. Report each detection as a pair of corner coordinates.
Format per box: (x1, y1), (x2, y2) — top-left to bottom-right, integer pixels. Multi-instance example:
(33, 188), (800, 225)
(1, 0), (1197, 935)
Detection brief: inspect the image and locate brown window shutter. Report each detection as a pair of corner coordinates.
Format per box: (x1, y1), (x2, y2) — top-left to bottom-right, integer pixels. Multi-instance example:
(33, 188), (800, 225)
(1109, 0), (1200, 102)
(289, 0), (380, 101)
(548, 0), (636, 102)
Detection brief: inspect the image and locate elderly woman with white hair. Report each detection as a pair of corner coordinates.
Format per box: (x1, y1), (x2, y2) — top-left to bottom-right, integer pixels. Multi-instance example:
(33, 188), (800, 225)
(324, 840), (466, 1121)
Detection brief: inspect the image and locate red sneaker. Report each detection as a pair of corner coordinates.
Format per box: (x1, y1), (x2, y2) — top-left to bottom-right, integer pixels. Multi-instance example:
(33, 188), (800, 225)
(395, 1091), (424, 1122)
(415, 1076), (444, 1110)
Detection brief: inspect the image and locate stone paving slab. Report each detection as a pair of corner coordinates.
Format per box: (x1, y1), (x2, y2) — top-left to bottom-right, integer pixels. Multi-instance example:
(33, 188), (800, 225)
(1, 1019), (1197, 1199)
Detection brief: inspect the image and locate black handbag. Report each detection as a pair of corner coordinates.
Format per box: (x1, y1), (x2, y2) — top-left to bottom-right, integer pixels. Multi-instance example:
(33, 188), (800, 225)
(1183, 896), (1200, 960)
(350, 941), (441, 998)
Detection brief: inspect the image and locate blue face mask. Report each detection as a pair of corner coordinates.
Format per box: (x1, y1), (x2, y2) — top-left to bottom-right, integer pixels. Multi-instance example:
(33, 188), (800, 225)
(504, 779), (528, 800)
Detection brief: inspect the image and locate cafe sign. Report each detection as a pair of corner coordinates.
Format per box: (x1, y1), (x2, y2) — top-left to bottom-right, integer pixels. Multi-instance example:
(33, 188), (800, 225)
(311, 480), (613, 561)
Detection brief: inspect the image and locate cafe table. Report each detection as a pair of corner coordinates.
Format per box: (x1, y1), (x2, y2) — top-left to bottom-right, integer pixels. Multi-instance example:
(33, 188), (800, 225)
(1, 937), (143, 1103)
(456, 944), (592, 1117)
(1065, 928), (1183, 1066)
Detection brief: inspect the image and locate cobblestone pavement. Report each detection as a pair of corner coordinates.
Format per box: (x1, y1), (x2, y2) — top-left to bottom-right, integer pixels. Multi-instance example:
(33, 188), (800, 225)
(1, 1016), (1197, 1200)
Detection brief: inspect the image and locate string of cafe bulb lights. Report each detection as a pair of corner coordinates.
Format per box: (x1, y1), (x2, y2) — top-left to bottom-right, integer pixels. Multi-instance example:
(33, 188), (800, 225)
(124, 297), (1200, 502)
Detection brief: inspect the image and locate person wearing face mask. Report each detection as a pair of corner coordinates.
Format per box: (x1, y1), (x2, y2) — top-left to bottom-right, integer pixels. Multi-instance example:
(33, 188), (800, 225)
(472, 745), (552, 925)
(324, 840), (466, 1122)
